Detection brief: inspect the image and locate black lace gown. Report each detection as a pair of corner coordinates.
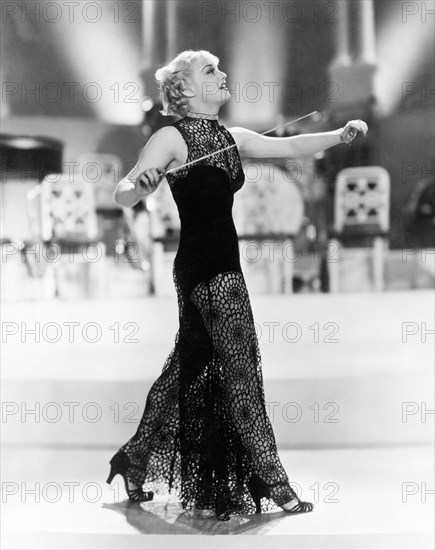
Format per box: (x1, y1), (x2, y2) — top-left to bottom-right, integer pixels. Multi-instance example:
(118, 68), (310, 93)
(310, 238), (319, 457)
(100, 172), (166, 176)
(115, 112), (296, 520)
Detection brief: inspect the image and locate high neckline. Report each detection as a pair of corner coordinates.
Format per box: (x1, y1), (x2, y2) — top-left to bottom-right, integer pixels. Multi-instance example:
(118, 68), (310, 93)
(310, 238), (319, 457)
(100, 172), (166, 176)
(185, 111), (219, 121)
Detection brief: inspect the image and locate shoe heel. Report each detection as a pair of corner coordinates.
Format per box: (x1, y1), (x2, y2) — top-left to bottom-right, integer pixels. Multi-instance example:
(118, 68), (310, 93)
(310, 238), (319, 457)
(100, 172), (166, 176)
(247, 474), (269, 514)
(106, 465), (117, 485)
(107, 451), (154, 503)
(106, 450), (129, 485)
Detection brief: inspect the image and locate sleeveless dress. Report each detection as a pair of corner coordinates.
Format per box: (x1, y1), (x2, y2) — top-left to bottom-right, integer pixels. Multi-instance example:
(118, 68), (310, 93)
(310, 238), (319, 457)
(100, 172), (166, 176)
(115, 112), (297, 520)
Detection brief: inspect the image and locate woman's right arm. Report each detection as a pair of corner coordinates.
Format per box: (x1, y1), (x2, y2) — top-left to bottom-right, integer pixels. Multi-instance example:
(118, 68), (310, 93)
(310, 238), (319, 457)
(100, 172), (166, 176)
(114, 126), (180, 208)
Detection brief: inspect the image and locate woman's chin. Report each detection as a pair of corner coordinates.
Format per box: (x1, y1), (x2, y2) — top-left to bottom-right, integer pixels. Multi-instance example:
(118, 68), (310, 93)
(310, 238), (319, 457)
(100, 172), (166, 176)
(220, 90), (231, 104)
(205, 91), (230, 109)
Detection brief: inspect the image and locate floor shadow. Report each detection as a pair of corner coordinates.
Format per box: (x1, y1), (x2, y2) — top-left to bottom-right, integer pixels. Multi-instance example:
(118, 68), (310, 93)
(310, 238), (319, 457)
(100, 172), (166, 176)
(102, 498), (294, 535)
(102, 501), (194, 535)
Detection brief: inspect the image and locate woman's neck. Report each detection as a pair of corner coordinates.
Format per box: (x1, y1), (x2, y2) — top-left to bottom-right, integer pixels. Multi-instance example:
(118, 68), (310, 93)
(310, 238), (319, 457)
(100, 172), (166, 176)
(185, 110), (219, 121)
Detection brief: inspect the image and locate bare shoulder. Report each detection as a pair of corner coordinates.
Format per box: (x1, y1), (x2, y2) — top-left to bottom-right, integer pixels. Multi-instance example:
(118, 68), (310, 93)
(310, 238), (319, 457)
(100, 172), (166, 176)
(150, 126), (184, 147)
(146, 125), (187, 159)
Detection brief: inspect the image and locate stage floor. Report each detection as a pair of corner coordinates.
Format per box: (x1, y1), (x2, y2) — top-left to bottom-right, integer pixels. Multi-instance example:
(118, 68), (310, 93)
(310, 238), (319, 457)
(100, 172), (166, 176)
(1, 446), (434, 548)
(2, 290), (434, 548)
(2, 290), (434, 381)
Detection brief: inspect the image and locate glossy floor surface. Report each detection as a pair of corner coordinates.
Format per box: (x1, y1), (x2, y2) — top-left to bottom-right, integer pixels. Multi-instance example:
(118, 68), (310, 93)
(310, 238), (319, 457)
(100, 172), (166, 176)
(2, 291), (434, 548)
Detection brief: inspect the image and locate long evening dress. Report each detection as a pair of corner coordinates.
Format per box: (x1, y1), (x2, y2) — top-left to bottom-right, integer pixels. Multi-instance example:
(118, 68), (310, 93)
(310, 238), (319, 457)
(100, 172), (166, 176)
(114, 111), (298, 521)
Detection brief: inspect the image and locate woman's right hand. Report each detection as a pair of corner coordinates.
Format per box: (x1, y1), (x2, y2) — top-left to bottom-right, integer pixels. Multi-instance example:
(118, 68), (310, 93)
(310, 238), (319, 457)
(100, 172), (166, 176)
(134, 168), (166, 197)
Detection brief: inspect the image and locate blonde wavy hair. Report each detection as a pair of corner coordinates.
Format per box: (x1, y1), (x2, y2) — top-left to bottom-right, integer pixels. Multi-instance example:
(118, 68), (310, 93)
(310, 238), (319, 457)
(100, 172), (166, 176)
(155, 49), (219, 118)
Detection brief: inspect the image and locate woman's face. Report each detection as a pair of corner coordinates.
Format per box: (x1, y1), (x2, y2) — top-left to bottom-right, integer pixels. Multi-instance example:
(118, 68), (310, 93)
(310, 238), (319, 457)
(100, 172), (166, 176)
(186, 55), (230, 110)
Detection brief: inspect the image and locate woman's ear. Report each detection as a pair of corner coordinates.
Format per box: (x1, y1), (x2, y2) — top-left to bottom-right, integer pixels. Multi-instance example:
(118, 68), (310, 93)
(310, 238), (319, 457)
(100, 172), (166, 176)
(182, 73), (196, 97)
(183, 85), (196, 98)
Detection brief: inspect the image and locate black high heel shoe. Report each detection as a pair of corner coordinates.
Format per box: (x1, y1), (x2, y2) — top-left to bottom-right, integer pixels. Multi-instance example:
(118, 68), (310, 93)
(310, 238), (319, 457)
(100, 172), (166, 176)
(106, 450), (154, 503)
(247, 474), (314, 514)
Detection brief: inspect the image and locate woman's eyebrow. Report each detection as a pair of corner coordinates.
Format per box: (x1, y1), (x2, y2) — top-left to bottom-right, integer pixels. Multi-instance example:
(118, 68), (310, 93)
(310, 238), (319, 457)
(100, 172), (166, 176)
(201, 64), (213, 72)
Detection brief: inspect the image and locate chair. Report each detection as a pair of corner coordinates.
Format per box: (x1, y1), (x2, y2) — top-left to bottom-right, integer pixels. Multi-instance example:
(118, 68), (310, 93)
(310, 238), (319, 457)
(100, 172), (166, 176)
(237, 233), (298, 294)
(77, 153), (122, 209)
(235, 159), (304, 294)
(0, 179), (45, 300)
(26, 174), (107, 298)
(327, 166), (390, 292)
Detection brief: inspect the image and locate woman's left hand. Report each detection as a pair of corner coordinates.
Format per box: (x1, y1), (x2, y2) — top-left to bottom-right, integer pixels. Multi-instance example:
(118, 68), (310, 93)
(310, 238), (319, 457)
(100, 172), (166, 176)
(340, 120), (369, 144)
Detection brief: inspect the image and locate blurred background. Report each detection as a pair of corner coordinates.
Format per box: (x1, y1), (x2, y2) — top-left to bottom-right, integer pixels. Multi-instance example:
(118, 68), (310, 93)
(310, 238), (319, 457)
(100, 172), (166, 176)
(1, 1), (434, 546)
(1, 0), (434, 299)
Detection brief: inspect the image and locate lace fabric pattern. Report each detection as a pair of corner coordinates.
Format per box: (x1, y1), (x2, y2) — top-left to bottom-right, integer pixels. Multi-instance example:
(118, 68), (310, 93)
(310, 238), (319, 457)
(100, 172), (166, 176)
(166, 115), (244, 190)
(116, 115), (296, 519)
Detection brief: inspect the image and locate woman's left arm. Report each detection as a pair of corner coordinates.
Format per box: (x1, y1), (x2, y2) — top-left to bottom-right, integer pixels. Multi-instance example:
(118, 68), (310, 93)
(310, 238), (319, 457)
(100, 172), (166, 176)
(228, 120), (368, 159)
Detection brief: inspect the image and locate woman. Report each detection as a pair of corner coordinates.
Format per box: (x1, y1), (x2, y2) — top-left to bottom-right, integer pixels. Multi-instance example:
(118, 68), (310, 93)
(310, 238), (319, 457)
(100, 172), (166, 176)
(108, 49), (368, 521)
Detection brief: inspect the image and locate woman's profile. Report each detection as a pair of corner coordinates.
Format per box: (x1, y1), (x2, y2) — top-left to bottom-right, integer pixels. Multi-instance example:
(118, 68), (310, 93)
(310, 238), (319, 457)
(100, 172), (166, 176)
(108, 49), (368, 521)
